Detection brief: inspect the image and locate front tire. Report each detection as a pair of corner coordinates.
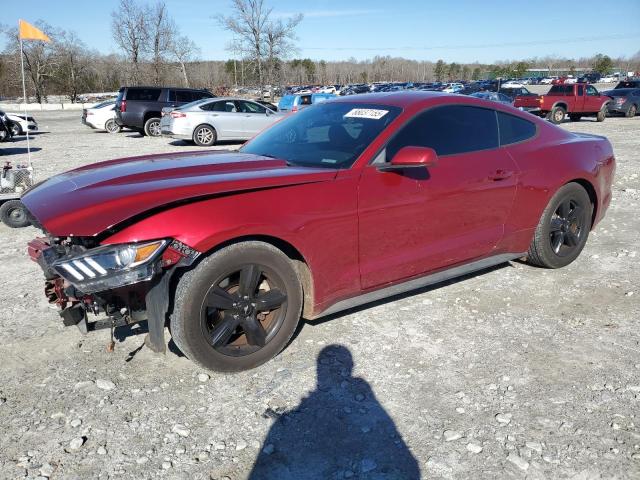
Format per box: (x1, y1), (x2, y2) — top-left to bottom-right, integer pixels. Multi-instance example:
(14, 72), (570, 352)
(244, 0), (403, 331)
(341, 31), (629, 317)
(526, 183), (592, 269)
(143, 117), (161, 137)
(626, 104), (637, 118)
(193, 124), (217, 146)
(0, 200), (31, 228)
(596, 106), (607, 122)
(10, 122), (22, 136)
(171, 242), (303, 372)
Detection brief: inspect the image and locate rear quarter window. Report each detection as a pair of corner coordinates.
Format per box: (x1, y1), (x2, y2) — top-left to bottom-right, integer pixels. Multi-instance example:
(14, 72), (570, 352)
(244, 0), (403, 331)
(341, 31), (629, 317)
(548, 85), (574, 96)
(126, 88), (162, 101)
(497, 112), (537, 146)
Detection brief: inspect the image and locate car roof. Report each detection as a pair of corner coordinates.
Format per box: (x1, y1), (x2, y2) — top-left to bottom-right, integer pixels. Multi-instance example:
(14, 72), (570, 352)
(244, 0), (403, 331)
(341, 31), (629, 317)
(331, 90), (458, 108)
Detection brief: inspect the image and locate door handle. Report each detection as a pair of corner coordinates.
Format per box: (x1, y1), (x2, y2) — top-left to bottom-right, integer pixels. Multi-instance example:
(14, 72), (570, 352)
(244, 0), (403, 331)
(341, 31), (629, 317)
(488, 170), (514, 181)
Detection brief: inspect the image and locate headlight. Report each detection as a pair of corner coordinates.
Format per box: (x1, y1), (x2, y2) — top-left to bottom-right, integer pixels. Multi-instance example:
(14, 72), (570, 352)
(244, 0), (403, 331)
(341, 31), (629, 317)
(52, 240), (168, 293)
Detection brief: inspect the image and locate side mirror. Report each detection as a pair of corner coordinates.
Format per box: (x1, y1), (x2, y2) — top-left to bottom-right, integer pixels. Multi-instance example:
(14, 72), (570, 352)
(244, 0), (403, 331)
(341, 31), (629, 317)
(387, 146), (438, 169)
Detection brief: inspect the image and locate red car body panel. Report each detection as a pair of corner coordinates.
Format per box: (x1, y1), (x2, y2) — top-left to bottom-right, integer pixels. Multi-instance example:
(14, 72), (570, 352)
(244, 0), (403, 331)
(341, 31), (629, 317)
(23, 92), (615, 318)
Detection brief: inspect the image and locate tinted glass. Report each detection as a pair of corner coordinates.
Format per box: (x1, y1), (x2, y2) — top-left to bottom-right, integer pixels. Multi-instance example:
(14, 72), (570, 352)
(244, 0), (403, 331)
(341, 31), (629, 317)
(577, 85), (584, 96)
(207, 101), (237, 112)
(241, 102), (402, 169)
(237, 100), (266, 114)
(386, 105), (499, 158)
(175, 90), (195, 102)
(548, 85), (573, 96)
(126, 88), (162, 101)
(497, 112), (536, 146)
(586, 86), (598, 96)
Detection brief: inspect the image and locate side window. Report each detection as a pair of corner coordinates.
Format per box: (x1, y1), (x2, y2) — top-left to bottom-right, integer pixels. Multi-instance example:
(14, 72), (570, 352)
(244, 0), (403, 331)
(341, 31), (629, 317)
(586, 86), (598, 96)
(126, 88), (161, 101)
(209, 101), (237, 113)
(237, 101), (266, 114)
(386, 105), (499, 159)
(193, 91), (214, 100)
(176, 90), (195, 102)
(577, 85), (584, 96)
(199, 101), (217, 111)
(497, 112), (537, 146)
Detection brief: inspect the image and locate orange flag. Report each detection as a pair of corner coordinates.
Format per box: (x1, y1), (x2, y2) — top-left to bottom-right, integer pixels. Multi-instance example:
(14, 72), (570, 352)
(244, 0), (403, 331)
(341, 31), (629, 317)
(18, 19), (51, 42)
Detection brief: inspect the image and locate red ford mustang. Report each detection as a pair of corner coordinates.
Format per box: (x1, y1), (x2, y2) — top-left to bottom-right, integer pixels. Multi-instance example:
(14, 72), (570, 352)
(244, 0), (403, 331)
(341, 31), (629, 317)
(23, 92), (615, 371)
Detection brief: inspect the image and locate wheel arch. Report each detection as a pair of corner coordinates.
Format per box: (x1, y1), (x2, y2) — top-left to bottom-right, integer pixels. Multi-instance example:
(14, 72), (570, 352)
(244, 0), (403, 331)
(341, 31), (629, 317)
(188, 234), (315, 318)
(566, 178), (598, 228)
(551, 101), (568, 111)
(143, 111), (162, 123)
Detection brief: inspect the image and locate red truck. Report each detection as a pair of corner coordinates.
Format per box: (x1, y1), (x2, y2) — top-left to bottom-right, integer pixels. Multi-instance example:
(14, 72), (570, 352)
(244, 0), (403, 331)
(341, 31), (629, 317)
(514, 83), (610, 124)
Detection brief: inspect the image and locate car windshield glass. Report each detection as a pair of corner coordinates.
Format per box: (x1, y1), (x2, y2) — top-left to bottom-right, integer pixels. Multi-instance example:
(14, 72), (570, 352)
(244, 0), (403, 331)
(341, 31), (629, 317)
(278, 95), (295, 110)
(176, 98), (212, 110)
(241, 102), (402, 169)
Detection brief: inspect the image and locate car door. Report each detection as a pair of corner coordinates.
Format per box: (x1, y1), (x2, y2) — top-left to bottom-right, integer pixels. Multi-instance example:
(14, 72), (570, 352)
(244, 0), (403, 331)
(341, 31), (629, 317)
(201, 100), (244, 139)
(236, 100), (274, 138)
(585, 85), (601, 111)
(574, 84), (585, 111)
(358, 105), (519, 289)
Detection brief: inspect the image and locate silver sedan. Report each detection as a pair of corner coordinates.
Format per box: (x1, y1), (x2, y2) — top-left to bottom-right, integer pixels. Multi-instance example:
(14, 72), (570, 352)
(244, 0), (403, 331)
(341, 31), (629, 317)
(160, 97), (284, 146)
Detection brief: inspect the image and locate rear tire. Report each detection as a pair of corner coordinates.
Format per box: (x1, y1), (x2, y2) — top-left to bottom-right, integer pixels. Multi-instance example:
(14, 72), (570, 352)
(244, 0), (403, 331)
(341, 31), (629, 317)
(105, 118), (121, 134)
(193, 124), (217, 146)
(548, 106), (566, 124)
(526, 183), (592, 269)
(143, 117), (161, 137)
(0, 200), (31, 228)
(170, 242), (303, 372)
(626, 104), (637, 118)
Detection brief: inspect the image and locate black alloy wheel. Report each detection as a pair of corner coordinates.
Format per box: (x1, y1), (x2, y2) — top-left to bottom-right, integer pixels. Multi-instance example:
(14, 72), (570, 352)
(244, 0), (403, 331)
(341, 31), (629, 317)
(549, 199), (586, 257)
(171, 241), (303, 371)
(526, 182), (592, 269)
(201, 264), (288, 356)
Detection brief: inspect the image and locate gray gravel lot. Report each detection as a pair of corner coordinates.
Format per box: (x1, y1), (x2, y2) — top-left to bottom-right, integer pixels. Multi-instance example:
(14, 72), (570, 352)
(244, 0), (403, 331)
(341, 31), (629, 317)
(0, 110), (639, 479)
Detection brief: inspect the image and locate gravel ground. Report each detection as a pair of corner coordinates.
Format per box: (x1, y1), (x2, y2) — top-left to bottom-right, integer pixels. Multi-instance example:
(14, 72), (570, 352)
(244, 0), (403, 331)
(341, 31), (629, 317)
(0, 111), (639, 480)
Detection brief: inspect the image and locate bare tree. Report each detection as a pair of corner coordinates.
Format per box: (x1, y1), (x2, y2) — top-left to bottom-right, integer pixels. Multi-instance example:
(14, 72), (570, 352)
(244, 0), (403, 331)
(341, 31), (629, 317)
(111, 0), (149, 83)
(54, 32), (96, 102)
(3, 21), (59, 102)
(264, 14), (302, 95)
(217, 0), (302, 95)
(170, 35), (200, 87)
(148, 1), (177, 85)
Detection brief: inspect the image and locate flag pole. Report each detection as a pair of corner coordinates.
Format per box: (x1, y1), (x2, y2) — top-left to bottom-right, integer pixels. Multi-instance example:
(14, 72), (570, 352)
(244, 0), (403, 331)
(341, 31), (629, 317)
(18, 25), (32, 168)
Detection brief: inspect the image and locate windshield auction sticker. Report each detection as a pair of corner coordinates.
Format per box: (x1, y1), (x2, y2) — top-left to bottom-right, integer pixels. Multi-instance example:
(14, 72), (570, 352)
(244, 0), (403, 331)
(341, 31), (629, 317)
(344, 108), (389, 120)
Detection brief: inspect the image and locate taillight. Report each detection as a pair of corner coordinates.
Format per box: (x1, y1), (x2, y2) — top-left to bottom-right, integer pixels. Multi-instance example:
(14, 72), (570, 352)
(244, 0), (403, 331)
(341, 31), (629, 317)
(170, 112), (186, 118)
(120, 100), (126, 112)
(86, 112), (93, 115)
(291, 105), (298, 112)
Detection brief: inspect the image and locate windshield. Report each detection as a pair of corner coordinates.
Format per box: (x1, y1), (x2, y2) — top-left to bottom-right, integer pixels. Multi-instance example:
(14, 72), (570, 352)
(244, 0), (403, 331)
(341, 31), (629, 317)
(278, 95), (296, 110)
(241, 102), (402, 169)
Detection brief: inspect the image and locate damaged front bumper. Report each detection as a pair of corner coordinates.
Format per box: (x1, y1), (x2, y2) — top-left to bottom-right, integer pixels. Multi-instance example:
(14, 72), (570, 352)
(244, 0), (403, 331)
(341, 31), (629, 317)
(28, 237), (200, 352)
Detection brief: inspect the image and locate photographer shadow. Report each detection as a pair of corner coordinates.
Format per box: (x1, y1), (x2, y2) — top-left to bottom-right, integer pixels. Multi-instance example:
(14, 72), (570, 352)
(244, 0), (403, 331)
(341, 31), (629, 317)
(248, 344), (420, 479)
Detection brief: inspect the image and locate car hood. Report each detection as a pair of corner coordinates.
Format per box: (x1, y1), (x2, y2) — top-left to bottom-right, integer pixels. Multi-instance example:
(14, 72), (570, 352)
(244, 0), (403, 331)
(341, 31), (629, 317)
(23, 150), (337, 236)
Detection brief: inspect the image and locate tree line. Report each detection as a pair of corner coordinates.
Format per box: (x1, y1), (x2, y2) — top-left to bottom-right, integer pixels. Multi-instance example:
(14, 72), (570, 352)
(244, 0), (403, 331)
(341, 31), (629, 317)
(1, 0), (638, 102)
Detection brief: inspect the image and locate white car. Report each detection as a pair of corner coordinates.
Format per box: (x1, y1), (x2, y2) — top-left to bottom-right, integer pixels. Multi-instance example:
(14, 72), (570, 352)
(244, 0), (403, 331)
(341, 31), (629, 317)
(82, 100), (120, 133)
(317, 85), (337, 94)
(540, 77), (556, 85)
(600, 76), (617, 83)
(3, 112), (38, 136)
(160, 97), (283, 147)
(441, 83), (464, 93)
(501, 80), (525, 88)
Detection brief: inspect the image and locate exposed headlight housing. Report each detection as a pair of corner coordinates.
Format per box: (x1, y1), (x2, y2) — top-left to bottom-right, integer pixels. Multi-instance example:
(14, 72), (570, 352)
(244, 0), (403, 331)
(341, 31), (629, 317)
(52, 240), (168, 293)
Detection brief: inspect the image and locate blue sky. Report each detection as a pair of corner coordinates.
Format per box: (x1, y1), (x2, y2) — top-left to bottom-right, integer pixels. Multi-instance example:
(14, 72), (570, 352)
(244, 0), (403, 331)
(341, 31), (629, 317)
(3, 0), (639, 63)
